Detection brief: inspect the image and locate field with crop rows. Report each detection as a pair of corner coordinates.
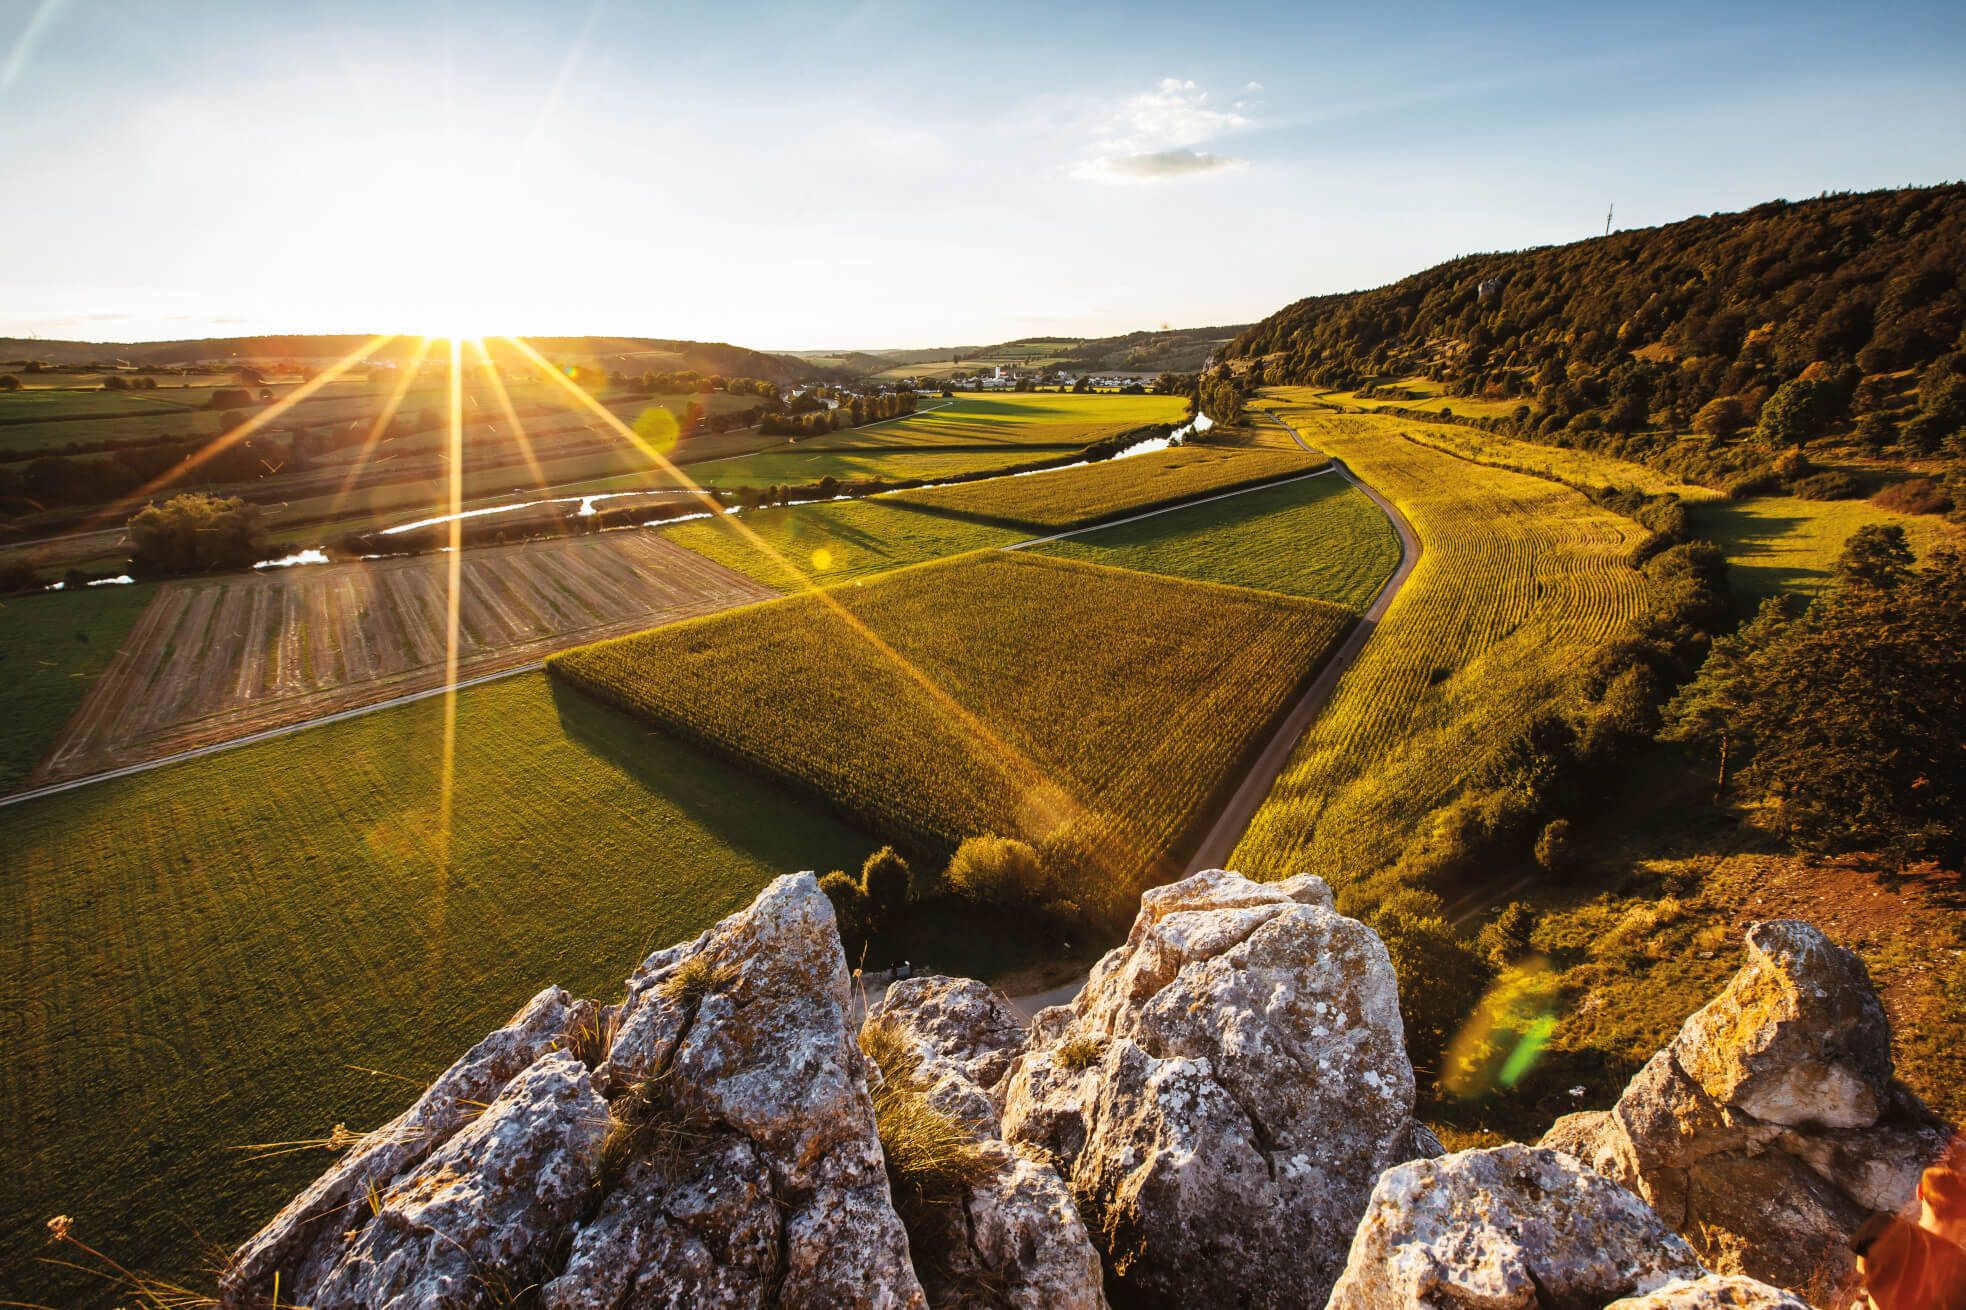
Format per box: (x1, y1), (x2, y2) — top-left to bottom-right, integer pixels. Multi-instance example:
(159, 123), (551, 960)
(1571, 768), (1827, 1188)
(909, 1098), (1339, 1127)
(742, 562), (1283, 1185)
(1232, 397), (1654, 887)
(1032, 472), (1400, 609)
(32, 533), (772, 785)
(553, 550), (1352, 902)
(889, 443), (1325, 531)
(0, 671), (881, 1304)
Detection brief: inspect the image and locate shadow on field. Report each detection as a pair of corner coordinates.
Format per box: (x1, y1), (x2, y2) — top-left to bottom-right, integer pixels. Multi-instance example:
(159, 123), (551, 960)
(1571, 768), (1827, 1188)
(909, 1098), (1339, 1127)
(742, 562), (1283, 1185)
(545, 674), (877, 872)
(876, 498), (1047, 534)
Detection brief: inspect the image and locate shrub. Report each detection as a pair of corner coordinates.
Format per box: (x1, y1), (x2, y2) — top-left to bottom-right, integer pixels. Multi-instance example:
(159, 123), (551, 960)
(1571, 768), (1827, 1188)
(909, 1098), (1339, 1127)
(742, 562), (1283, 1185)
(1371, 890), (1491, 1062)
(1770, 447), (1812, 481)
(0, 374), (19, 391)
(1690, 396), (1745, 438)
(1477, 902), (1537, 968)
(819, 871), (871, 959)
(206, 387), (254, 411)
(944, 835), (1048, 908)
(861, 846), (912, 932)
(0, 559), (46, 595)
(1533, 819), (1576, 876)
(1055, 1036), (1105, 1071)
(1872, 478), (1952, 516)
(1791, 470), (1860, 500)
(126, 493), (266, 576)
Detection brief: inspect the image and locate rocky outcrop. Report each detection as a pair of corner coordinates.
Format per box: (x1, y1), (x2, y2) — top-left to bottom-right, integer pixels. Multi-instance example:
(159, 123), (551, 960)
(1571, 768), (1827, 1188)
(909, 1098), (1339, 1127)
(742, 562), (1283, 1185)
(1542, 919), (1951, 1295)
(1327, 1144), (1706, 1309)
(868, 975), (1106, 1310)
(1605, 1275), (1815, 1309)
(220, 873), (924, 1310)
(1000, 868), (1437, 1307)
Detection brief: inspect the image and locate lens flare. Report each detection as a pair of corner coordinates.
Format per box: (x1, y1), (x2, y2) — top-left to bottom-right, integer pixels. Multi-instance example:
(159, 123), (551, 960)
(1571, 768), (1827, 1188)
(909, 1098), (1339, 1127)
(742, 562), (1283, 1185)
(1439, 957), (1563, 1100)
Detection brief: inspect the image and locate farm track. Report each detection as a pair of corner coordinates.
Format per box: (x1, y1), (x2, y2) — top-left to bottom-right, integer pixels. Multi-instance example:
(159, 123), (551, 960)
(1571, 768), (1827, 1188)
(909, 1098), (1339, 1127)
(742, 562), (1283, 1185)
(25, 533), (775, 790)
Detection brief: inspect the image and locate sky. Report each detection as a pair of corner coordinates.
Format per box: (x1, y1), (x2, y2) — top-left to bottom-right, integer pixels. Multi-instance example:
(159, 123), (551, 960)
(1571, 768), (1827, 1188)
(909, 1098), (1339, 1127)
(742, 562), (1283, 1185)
(1, 0), (1961, 349)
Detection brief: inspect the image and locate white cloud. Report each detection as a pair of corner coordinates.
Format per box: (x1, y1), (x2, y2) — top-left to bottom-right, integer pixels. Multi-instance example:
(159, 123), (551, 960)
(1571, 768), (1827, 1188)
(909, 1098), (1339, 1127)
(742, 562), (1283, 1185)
(1075, 76), (1255, 184)
(1071, 148), (1244, 183)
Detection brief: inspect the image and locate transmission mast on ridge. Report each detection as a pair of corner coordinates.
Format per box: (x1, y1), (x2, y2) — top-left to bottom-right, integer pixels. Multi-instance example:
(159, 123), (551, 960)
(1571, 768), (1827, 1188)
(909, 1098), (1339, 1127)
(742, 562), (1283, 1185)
(1605, 202), (1614, 237)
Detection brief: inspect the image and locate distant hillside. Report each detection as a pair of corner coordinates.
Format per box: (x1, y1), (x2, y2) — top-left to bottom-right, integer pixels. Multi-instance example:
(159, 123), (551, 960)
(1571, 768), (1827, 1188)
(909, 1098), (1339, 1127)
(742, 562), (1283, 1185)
(0, 334), (823, 386)
(1229, 184), (1965, 447)
(805, 323), (1248, 378)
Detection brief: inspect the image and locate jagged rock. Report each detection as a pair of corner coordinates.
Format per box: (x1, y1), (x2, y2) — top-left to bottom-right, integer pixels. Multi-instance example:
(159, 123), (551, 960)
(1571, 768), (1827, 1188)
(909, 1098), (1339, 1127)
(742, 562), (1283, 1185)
(219, 985), (594, 1306)
(310, 1051), (608, 1308)
(1327, 1145), (1707, 1309)
(541, 1135), (779, 1309)
(1605, 1275), (1814, 1309)
(1001, 868), (1434, 1308)
(1541, 919), (1951, 1296)
(583, 872), (926, 1309)
(869, 976), (1106, 1310)
(1672, 920), (1892, 1130)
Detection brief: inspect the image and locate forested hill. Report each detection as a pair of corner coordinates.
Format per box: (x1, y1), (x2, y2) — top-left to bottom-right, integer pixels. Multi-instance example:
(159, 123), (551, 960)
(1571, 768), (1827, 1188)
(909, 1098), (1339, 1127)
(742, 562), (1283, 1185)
(1228, 184), (1965, 436)
(0, 334), (819, 386)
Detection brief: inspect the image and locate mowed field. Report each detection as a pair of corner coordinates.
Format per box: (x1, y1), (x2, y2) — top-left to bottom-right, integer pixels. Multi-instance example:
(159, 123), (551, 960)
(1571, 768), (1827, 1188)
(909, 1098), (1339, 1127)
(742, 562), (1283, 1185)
(552, 550), (1354, 913)
(0, 585), (157, 792)
(793, 392), (1185, 450)
(1032, 471), (1400, 610)
(30, 532), (774, 786)
(0, 672), (882, 1304)
(1232, 397), (1655, 888)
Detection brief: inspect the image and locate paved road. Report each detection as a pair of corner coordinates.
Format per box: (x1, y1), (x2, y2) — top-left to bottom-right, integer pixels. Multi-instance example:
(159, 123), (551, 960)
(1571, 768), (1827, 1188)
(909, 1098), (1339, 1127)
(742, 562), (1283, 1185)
(1182, 409), (1423, 872)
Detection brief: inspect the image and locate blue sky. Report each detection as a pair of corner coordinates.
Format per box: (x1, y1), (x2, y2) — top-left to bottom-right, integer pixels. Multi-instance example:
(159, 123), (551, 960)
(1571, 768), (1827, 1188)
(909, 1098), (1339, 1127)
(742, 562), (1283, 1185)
(2, 0), (1961, 346)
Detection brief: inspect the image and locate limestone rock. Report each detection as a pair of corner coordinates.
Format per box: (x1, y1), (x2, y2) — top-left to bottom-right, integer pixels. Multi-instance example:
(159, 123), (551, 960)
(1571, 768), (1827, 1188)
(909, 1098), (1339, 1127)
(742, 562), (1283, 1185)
(219, 985), (593, 1306)
(1327, 1145), (1706, 1310)
(1001, 868), (1433, 1308)
(1672, 920), (1892, 1130)
(1540, 919), (1951, 1295)
(308, 1051), (608, 1308)
(1605, 1275), (1814, 1309)
(870, 975), (1106, 1310)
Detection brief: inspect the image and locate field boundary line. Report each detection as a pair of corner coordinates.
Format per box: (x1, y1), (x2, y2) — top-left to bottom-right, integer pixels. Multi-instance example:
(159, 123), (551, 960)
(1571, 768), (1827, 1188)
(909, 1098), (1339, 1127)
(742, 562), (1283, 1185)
(1183, 411), (1424, 872)
(0, 663), (541, 809)
(1000, 465), (1337, 550)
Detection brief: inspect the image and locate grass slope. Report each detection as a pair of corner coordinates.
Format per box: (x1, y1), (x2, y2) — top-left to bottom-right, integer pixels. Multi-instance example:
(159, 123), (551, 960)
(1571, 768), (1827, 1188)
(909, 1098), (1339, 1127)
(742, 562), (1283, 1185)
(0, 671), (878, 1304)
(553, 551), (1353, 909)
(0, 585), (155, 791)
(1033, 473), (1399, 610)
(1232, 396), (1652, 888)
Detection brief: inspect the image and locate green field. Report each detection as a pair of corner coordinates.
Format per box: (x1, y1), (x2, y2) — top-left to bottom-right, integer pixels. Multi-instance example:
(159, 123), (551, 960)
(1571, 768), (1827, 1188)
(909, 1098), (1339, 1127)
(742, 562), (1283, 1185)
(890, 443), (1325, 531)
(0, 671), (885, 1304)
(552, 551), (1353, 914)
(0, 584), (155, 791)
(794, 392), (1185, 450)
(1233, 397), (1654, 888)
(665, 497), (1026, 589)
(1033, 472), (1400, 610)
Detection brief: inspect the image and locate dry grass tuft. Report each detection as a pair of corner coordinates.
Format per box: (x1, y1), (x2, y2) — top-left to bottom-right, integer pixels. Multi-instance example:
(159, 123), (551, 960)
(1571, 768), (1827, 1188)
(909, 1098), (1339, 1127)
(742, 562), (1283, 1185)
(858, 1018), (997, 1204)
(1054, 1035), (1106, 1072)
(659, 954), (737, 1009)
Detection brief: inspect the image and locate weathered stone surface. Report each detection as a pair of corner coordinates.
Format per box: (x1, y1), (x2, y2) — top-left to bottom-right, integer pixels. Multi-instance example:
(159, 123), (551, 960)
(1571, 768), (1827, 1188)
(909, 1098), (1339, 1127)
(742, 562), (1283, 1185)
(542, 1135), (778, 1310)
(587, 872), (926, 1309)
(1002, 868), (1433, 1308)
(870, 975), (1106, 1310)
(1540, 919), (1951, 1297)
(1604, 1274), (1814, 1310)
(1327, 1145), (1706, 1310)
(308, 1051), (608, 1308)
(219, 985), (592, 1306)
(1672, 920), (1891, 1130)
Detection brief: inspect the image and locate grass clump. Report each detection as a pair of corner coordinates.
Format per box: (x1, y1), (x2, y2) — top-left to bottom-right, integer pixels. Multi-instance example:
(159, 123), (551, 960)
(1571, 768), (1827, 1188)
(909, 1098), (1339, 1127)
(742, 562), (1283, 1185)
(658, 954), (736, 1009)
(1054, 1035), (1105, 1072)
(858, 1018), (997, 1204)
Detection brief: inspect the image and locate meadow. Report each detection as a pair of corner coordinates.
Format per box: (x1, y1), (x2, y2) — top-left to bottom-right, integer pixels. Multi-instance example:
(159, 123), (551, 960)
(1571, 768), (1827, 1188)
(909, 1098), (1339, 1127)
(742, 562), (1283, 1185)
(665, 497), (1027, 589)
(0, 671), (884, 1304)
(1031, 471), (1400, 610)
(1231, 397), (1654, 888)
(0, 584), (156, 792)
(888, 443), (1325, 531)
(552, 550), (1353, 912)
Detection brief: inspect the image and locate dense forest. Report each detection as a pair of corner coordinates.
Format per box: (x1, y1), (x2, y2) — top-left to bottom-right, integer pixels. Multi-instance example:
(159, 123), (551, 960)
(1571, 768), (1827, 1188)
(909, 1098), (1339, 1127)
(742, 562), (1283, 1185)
(1229, 185), (1966, 491)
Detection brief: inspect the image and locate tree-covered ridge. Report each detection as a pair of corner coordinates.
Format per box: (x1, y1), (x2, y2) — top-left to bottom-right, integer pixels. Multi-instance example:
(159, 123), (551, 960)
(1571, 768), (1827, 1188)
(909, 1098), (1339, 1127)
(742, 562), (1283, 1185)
(1229, 185), (1965, 447)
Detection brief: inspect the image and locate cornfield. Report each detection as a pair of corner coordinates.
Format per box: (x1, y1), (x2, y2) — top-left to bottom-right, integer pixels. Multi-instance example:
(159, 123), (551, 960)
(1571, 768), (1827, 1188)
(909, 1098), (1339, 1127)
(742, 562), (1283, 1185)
(887, 444), (1325, 533)
(1232, 399), (1653, 887)
(553, 550), (1352, 910)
